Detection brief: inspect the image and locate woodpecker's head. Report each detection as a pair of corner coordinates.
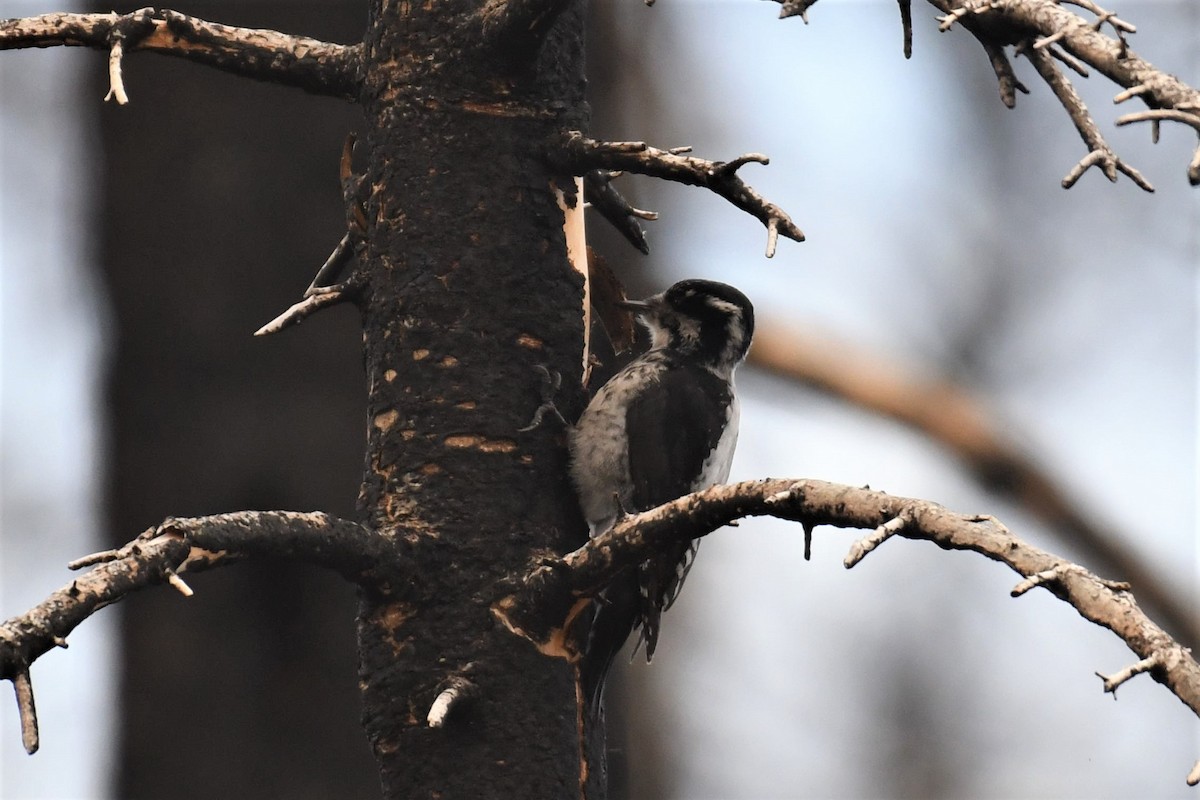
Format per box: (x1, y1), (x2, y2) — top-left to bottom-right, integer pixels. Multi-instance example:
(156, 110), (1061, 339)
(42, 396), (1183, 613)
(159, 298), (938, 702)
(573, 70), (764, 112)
(621, 279), (755, 371)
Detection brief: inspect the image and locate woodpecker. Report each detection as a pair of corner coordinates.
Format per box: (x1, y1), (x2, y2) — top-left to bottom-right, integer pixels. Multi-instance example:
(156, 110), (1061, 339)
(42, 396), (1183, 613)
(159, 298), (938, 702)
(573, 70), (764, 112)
(569, 278), (754, 706)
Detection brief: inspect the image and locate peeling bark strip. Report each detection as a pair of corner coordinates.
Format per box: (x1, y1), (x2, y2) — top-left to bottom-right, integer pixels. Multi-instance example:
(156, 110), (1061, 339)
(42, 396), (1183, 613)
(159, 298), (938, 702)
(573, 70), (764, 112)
(0, 10), (362, 100)
(497, 477), (1200, 779)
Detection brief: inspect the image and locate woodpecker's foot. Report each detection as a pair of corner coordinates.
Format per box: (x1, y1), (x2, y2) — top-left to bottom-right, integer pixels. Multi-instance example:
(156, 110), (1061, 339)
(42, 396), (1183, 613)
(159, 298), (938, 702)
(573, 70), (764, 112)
(518, 365), (567, 432)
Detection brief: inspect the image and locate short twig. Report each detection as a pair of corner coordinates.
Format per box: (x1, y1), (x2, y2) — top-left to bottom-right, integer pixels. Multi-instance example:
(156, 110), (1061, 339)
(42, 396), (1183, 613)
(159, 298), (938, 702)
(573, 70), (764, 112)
(897, 0), (913, 59)
(1096, 651), (1164, 697)
(982, 40), (1029, 109)
(67, 548), (124, 570)
(101, 8), (155, 105)
(777, 0), (819, 23)
(582, 171), (654, 255)
(936, 1), (1001, 33)
(1112, 83), (1151, 104)
(104, 38), (128, 104)
(254, 283), (356, 337)
(844, 509), (912, 568)
(427, 671), (479, 728)
(1115, 108), (1200, 133)
(1011, 567), (1064, 597)
(1058, 0), (1136, 34)
(165, 569), (195, 597)
(1032, 29), (1068, 51)
(1011, 564), (1130, 597)
(1047, 44), (1090, 78)
(12, 670), (39, 754)
(1115, 108), (1200, 184)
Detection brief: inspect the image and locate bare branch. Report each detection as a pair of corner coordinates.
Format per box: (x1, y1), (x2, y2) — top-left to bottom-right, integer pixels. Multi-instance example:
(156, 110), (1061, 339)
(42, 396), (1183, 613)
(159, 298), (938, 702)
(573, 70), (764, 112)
(981, 37), (1030, 108)
(0, 511), (400, 748)
(767, 0), (1200, 181)
(583, 171), (654, 255)
(498, 477), (1200, 779)
(1116, 109), (1200, 185)
(748, 324), (1200, 649)
(0, 9), (362, 100)
(1, 512), (378, 680)
(255, 282), (358, 337)
(551, 131), (804, 257)
(924, 0), (1200, 183)
(1021, 44), (1152, 190)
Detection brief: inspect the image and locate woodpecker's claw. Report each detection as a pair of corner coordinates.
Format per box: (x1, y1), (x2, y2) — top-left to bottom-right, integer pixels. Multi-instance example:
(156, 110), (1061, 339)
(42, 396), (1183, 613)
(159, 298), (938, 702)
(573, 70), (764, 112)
(518, 365), (567, 432)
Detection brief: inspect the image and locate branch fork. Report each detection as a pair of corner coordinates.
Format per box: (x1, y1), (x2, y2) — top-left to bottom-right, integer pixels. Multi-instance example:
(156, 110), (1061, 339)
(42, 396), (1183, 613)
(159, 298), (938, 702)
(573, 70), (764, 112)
(1, 511), (375, 750)
(550, 131), (804, 257)
(0, 10), (362, 100)
(490, 476), (1200, 785)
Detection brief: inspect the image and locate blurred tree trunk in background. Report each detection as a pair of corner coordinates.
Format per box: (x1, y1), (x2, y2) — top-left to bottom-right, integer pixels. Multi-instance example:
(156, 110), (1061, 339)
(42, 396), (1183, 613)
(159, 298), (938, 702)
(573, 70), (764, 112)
(94, 4), (375, 796)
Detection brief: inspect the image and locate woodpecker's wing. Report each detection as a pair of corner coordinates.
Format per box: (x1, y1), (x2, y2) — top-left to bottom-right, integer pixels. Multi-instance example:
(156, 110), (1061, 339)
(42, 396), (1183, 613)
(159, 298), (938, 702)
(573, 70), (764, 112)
(625, 362), (733, 510)
(625, 360), (732, 658)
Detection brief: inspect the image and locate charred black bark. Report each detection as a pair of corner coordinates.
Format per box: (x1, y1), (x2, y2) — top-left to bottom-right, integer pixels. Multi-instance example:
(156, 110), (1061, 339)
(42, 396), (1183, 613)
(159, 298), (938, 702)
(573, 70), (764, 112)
(350, 1), (603, 796)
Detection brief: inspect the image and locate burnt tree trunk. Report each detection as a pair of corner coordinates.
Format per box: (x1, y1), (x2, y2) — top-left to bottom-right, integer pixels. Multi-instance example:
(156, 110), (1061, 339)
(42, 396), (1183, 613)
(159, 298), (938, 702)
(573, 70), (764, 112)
(350, 2), (601, 796)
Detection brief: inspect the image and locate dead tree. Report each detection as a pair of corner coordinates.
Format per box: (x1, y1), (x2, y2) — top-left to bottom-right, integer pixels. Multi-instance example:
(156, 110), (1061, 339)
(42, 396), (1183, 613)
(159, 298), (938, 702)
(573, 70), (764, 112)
(2, 1), (1199, 797)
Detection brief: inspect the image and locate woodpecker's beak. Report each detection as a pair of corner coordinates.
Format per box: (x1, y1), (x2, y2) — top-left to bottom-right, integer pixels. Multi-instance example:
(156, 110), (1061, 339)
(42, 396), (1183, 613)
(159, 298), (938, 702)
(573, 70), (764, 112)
(616, 297), (651, 312)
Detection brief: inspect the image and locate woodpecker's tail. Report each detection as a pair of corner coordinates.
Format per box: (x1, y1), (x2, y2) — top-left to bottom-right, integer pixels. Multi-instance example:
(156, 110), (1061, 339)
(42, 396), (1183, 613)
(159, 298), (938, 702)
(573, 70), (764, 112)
(581, 571), (639, 715)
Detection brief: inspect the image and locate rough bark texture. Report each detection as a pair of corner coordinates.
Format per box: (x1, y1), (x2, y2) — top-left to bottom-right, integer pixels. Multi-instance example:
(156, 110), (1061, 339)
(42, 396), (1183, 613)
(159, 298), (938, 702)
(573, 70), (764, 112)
(349, 1), (601, 796)
(87, 0), (605, 794)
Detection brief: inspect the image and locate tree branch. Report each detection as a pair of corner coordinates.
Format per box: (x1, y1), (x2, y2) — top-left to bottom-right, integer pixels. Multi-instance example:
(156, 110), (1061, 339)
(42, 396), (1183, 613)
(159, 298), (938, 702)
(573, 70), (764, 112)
(766, 0), (1200, 186)
(931, 0), (1200, 184)
(583, 170), (655, 255)
(749, 324), (1200, 649)
(0, 510), (388, 751)
(1021, 43), (1152, 190)
(0, 9), (362, 101)
(497, 478), (1200, 782)
(550, 131), (805, 257)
